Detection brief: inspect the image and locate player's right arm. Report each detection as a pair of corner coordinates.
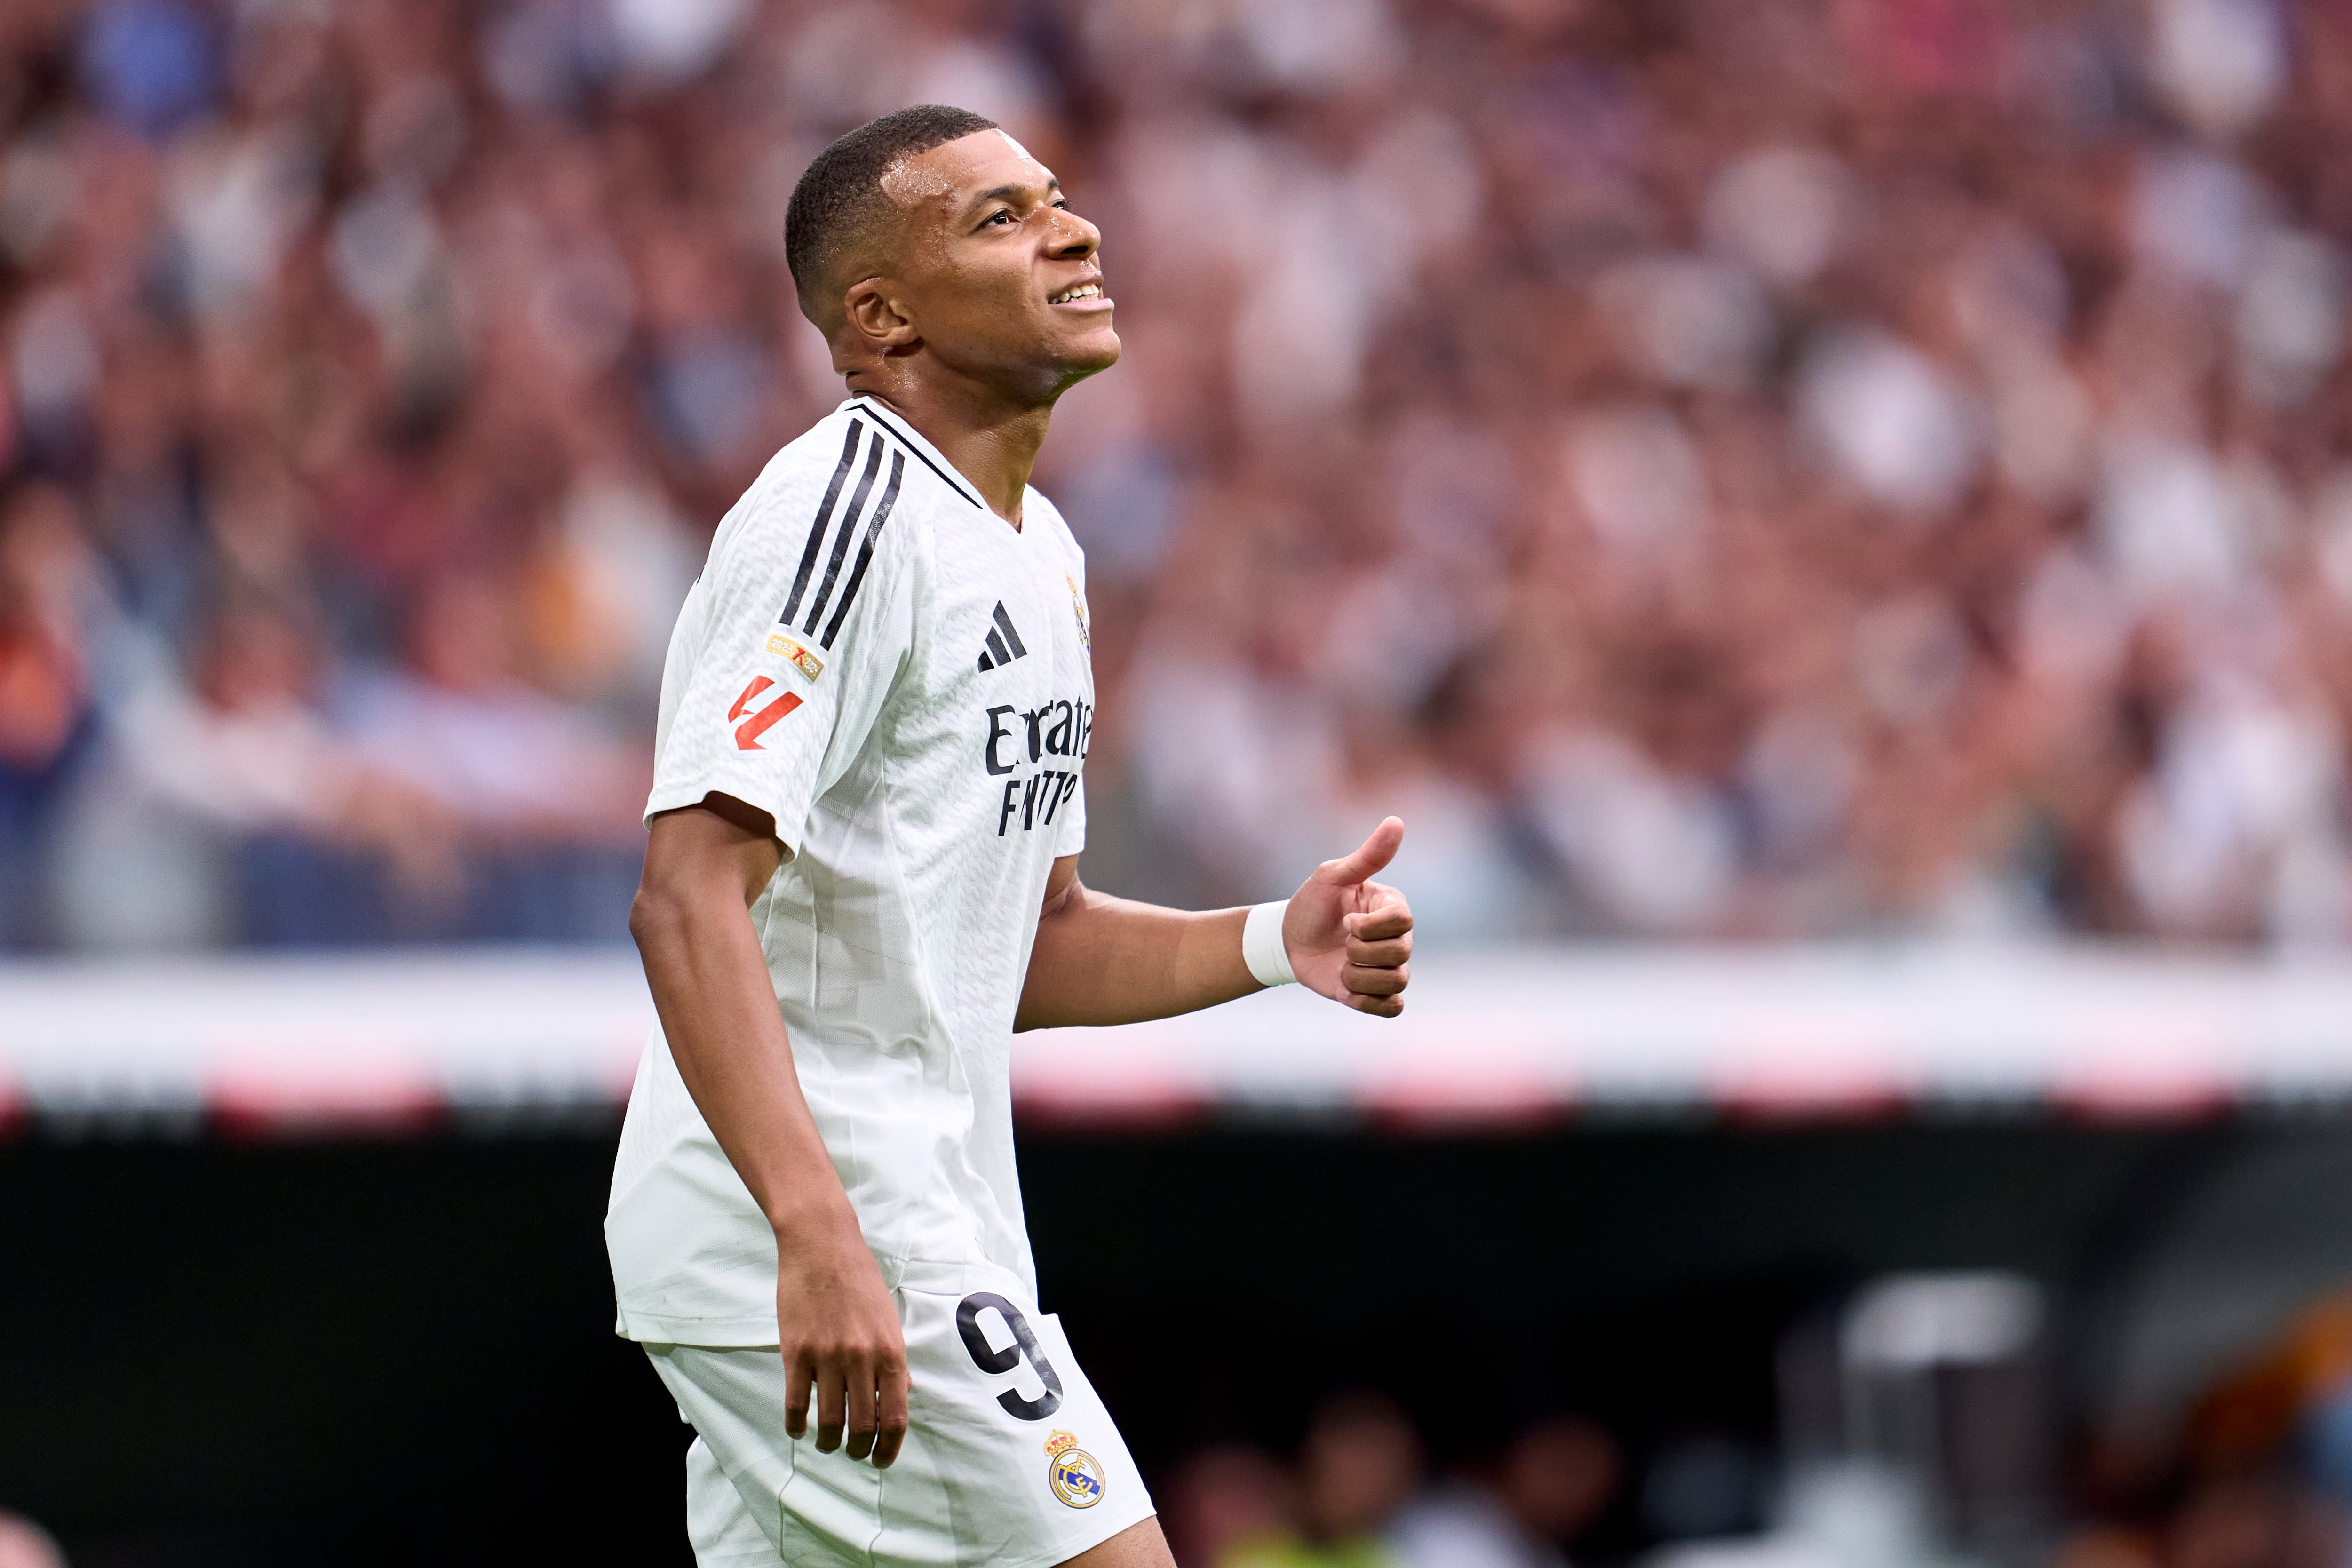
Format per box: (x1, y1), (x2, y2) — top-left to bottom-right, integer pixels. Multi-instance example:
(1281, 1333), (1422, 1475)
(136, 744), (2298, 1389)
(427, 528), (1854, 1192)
(629, 425), (919, 1470)
(632, 792), (909, 1469)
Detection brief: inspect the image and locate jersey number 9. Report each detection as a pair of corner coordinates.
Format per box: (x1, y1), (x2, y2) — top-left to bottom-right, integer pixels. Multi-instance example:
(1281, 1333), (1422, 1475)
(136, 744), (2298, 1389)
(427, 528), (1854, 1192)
(955, 1292), (1065, 1420)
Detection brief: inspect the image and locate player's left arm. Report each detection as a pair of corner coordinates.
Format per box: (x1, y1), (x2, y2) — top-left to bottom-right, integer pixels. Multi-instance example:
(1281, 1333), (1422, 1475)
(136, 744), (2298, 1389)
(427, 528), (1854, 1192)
(1015, 817), (1414, 1029)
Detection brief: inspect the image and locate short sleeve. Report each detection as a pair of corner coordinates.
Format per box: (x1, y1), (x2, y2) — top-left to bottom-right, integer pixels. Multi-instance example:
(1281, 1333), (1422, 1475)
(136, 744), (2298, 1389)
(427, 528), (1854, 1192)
(645, 429), (914, 854)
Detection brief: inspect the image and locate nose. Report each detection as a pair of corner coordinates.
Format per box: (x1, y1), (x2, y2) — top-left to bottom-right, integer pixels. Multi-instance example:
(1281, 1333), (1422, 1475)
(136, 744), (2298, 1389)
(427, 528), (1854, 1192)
(1046, 207), (1099, 259)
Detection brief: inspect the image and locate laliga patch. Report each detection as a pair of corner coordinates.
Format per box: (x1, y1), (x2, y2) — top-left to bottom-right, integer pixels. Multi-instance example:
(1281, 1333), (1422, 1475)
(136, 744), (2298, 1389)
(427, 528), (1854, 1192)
(764, 632), (825, 682)
(1044, 1430), (1104, 1509)
(1064, 573), (1090, 650)
(728, 675), (803, 750)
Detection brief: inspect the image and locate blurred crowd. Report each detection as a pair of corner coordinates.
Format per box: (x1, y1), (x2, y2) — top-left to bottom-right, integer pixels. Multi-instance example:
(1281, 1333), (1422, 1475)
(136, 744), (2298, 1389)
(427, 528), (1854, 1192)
(2057, 1292), (2352, 1568)
(1164, 1396), (1628, 1568)
(4, 0), (2352, 945)
(1156, 1297), (2352, 1568)
(13, 1298), (2352, 1567)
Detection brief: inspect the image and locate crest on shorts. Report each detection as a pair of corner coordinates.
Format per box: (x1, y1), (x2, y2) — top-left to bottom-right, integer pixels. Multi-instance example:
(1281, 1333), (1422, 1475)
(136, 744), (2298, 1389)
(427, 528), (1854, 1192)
(764, 631), (825, 682)
(1045, 1431), (1105, 1509)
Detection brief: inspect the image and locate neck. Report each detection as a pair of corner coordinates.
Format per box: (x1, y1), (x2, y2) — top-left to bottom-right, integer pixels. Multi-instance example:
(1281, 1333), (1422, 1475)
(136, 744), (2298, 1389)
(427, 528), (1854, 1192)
(842, 363), (1056, 527)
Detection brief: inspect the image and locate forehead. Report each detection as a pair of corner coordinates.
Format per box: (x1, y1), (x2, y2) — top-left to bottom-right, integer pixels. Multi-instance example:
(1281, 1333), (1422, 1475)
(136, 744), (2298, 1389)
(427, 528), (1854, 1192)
(881, 129), (1054, 211)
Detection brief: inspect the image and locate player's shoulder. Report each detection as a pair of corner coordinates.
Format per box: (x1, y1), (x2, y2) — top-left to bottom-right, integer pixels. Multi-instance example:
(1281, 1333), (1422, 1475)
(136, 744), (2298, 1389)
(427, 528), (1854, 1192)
(719, 399), (978, 577)
(715, 406), (860, 557)
(838, 396), (992, 520)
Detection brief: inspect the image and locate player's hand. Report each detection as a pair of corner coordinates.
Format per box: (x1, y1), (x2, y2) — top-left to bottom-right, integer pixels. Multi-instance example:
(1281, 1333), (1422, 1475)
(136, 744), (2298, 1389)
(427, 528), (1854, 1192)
(1282, 816), (1413, 1018)
(776, 1216), (910, 1467)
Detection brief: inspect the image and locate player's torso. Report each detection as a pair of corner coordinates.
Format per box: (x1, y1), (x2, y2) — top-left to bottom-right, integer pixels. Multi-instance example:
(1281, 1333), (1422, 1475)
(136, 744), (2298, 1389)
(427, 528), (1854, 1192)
(754, 420), (1088, 1275)
(611, 407), (1095, 1319)
(882, 497), (1095, 879)
(758, 414), (1093, 1067)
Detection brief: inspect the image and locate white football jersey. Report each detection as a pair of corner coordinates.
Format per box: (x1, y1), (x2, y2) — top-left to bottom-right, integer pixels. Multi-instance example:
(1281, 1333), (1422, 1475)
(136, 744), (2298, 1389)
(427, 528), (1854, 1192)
(607, 396), (1096, 1346)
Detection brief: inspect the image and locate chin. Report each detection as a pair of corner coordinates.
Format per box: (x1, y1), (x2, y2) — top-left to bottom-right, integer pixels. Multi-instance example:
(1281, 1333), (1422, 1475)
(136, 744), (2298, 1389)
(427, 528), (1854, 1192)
(993, 325), (1120, 398)
(1058, 326), (1122, 377)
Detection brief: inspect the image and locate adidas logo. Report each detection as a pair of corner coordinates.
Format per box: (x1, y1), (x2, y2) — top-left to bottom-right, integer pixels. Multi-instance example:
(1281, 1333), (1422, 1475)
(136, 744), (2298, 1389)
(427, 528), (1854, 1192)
(977, 603), (1029, 671)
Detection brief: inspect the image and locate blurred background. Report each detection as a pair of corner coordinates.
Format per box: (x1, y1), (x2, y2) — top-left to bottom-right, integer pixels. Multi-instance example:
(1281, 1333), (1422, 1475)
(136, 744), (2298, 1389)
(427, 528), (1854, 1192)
(8, 0), (2352, 1563)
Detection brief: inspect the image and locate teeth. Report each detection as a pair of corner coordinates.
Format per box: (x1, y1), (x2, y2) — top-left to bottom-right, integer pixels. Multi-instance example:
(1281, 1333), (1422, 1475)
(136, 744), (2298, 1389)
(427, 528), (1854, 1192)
(1052, 283), (1102, 304)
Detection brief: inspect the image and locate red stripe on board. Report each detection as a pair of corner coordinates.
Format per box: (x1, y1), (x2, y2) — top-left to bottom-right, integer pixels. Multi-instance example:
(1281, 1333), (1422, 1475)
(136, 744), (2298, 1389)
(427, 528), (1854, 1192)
(206, 1040), (444, 1140)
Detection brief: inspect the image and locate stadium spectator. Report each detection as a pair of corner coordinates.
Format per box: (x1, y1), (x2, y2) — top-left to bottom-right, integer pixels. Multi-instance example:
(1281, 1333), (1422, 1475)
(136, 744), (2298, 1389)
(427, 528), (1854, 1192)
(2054, 1294), (2352, 1568)
(1223, 1392), (1425, 1568)
(1388, 1415), (1622, 1568)
(0, 485), (101, 945)
(1164, 1445), (1300, 1568)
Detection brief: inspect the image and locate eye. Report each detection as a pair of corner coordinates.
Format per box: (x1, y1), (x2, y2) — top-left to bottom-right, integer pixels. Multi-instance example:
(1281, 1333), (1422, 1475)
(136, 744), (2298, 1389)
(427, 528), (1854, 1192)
(985, 209), (1017, 227)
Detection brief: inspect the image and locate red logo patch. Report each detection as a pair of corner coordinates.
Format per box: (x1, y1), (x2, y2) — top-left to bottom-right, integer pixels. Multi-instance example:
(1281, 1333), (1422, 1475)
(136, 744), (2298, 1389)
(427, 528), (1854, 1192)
(729, 676), (803, 750)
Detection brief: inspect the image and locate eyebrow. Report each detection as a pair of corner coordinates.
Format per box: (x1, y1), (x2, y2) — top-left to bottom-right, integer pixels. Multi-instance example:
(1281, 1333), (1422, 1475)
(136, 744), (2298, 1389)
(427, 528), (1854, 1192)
(970, 178), (1061, 208)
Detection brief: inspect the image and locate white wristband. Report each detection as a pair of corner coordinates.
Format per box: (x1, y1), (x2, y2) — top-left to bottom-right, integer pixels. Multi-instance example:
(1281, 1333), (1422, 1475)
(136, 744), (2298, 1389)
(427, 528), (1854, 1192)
(1242, 899), (1296, 987)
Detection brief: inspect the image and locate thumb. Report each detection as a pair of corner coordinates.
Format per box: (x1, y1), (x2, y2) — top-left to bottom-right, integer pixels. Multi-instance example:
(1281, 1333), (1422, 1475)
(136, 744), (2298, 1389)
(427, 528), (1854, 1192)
(1317, 816), (1404, 886)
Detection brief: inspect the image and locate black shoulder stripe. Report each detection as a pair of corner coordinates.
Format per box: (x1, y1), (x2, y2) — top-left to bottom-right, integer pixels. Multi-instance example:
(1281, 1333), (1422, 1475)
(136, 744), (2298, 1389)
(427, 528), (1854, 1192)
(780, 421), (863, 626)
(850, 399), (983, 509)
(802, 432), (885, 637)
(822, 451), (905, 650)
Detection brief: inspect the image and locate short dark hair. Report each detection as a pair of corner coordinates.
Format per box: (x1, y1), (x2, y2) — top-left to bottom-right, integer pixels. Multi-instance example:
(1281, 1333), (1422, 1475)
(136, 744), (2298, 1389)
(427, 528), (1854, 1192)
(785, 105), (1000, 326)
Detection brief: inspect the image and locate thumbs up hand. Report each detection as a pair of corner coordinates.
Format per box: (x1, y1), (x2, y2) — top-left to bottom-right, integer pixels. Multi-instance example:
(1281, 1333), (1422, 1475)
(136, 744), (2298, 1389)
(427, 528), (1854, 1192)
(1281, 817), (1414, 1017)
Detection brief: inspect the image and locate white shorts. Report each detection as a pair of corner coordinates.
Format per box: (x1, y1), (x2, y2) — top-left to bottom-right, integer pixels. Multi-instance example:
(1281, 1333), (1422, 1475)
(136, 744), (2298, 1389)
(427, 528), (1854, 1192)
(644, 1264), (1155, 1568)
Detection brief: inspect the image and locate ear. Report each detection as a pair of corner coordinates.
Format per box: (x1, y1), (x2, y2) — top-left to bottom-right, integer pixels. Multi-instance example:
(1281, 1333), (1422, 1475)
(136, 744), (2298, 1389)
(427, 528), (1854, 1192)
(842, 279), (919, 356)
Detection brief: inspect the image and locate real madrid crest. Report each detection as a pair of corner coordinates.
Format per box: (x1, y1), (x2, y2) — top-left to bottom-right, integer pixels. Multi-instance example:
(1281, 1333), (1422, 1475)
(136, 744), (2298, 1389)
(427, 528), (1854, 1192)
(1044, 1429), (1105, 1509)
(1064, 573), (1090, 650)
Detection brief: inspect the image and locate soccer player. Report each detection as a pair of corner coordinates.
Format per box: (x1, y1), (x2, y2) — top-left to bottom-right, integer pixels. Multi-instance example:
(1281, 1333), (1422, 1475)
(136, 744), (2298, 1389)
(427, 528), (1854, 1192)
(610, 105), (1416, 1568)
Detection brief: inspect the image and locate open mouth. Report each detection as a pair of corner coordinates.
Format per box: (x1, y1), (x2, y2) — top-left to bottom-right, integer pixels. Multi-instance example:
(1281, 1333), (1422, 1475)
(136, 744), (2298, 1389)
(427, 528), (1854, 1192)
(1049, 282), (1105, 305)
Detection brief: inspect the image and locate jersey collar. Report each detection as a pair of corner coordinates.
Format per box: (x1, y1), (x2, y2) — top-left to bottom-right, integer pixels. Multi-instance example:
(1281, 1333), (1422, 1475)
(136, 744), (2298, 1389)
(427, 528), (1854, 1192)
(839, 397), (987, 512)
